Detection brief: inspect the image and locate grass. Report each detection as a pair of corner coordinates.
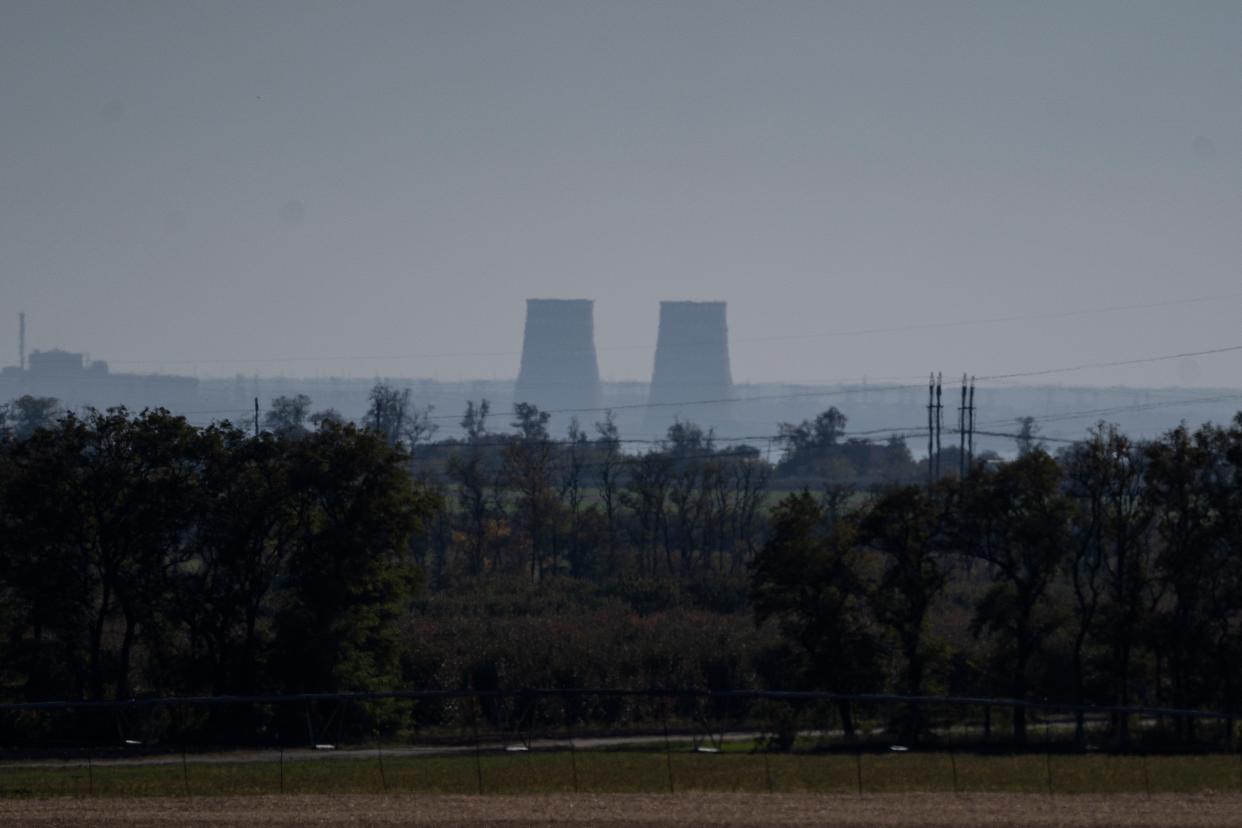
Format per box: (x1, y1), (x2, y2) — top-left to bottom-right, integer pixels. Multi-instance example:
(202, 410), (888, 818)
(4, 746), (1242, 799)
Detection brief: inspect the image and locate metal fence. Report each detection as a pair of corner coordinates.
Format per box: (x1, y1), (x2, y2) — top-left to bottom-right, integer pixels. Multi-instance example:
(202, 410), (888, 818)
(1, 690), (1240, 797)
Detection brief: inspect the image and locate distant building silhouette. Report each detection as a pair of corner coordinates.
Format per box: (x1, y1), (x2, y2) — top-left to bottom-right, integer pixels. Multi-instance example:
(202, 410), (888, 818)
(646, 301), (733, 435)
(0, 349), (199, 415)
(515, 299), (601, 416)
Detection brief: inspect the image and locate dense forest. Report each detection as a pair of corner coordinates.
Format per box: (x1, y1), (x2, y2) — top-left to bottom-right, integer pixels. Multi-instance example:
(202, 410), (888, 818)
(3, 386), (1242, 744)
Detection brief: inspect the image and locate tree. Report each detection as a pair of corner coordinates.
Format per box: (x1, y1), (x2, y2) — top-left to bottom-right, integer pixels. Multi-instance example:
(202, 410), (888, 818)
(309, 408), (345, 429)
(446, 401), (496, 576)
(594, 412), (623, 575)
(1204, 415), (1242, 721)
(725, 450), (770, 568)
(624, 451), (672, 576)
(956, 451), (1072, 743)
(666, 419), (713, 457)
(504, 403), (557, 580)
(778, 407), (848, 454)
(702, 458), (732, 569)
(1059, 425), (1117, 741)
(771, 408), (913, 485)
(366, 382), (437, 448)
(750, 492), (878, 734)
(176, 424), (300, 695)
(1062, 424), (1155, 741)
(0, 414), (96, 697)
(3, 395), (61, 440)
(0, 408), (200, 699)
(1014, 416), (1042, 456)
(859, 486), (950, 701)
(273, 422), (433, 692)
(511, 402), (550, 443)
(461, 399), (490, 442)
(264, 394), (311, 437)
(558, 419), (593, 577)
(1143, 423), (1222, 729)
(664, 421), (711, 574)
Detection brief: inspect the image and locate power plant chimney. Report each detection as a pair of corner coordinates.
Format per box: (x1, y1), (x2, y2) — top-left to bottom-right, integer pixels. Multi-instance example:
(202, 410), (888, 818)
(647, 300), (733, 432)
(515, 299), (601, 415)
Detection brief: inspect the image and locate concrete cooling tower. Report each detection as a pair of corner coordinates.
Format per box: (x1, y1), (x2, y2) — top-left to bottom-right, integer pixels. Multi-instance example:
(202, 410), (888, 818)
(646, 301), (734, 434)
(515, 299), (601, 415)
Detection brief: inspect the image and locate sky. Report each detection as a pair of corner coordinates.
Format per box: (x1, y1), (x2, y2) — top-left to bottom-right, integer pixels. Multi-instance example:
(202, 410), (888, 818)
(2, 0), (1241, 387)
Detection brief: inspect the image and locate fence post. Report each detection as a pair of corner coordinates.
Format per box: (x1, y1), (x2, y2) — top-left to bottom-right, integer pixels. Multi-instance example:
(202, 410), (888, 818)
(304, 702), (315, 747)
(178, 704), (191, 798)
(470, 696), (485, 795)
(377, 739), (388, 793)
(757, 706), (772, 796)
(662, 697), (675, 794)
(1044, 719), (1054, 797)
(855, 749), (863, 798)
(564, 695), (579, 794)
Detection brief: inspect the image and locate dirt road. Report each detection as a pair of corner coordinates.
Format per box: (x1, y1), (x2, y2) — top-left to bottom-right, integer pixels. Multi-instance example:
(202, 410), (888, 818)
(3, 793), (1242, 827)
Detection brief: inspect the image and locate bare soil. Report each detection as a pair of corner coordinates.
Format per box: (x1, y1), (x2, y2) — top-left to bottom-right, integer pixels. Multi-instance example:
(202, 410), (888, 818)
(3, 793), (1242, 827)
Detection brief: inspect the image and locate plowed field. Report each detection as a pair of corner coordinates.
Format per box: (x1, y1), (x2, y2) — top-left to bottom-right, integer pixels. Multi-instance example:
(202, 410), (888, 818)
(3, 793), (1242, 827)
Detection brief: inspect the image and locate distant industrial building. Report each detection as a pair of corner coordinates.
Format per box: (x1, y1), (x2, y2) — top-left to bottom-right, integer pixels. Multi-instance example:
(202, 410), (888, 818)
(646, 300), (734, 434)
(0, 349), (200, 415)
(4, 308), (1239, 456)
(514, 298), (601, 417)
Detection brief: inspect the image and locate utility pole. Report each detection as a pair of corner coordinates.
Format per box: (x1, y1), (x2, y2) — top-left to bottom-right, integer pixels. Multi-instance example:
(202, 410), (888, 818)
(18, 312), (26, 371)
(959, 373), (967, 479)
(935, 373), (943, 481)
(927, 373), (935, 490)
(967, 376), (976, 466)
(254, 397), (260, 438)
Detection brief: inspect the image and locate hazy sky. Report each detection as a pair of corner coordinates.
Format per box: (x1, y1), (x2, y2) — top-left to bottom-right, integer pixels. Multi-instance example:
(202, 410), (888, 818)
(3, 1), (1241, 386)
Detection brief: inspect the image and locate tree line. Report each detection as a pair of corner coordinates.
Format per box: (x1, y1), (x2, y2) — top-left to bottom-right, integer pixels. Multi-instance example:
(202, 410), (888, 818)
(753, 418), (1242, 743)
(0, 406), (431, 702)
(3, 385), (1242, 749)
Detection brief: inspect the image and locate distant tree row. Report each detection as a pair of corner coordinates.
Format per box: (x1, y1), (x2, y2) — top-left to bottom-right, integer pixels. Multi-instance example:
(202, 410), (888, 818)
(6, 385), (1242, 747)
(0, 408), (433, 701)
(753, 417), (1242, 744)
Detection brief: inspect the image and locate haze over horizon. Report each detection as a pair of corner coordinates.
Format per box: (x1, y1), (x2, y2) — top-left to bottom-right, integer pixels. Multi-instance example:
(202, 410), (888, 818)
(3, 1), (1241, 388)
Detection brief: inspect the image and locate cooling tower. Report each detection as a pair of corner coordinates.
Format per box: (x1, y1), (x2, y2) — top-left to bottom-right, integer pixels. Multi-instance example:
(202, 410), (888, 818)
(646, 301), (733, 432)
(515, 299), (601, 415)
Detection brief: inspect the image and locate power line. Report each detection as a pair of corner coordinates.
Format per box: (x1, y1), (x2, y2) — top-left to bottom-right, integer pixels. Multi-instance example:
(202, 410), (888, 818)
(35, 379), (1242, 438)
(973, 391), (1242, 430)
(976, 344), (1242, 382)
(12, 342), (1242, 448)
(419, 382), (924, 421)
(74, 289), (1242, 368)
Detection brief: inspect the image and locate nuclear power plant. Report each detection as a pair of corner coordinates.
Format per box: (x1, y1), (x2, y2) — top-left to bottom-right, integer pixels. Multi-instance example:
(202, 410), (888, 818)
(6, 303), (1231, 455)
(514, 298), (601, 415)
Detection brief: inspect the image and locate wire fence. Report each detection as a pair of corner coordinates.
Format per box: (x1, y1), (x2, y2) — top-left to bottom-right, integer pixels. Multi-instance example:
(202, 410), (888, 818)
(2, 690), (1241, 797)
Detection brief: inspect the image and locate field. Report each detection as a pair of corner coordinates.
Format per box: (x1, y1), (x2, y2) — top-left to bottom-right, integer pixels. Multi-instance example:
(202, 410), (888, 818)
(4, 792), (1242, 827)
(5, 747), (1242, 799)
